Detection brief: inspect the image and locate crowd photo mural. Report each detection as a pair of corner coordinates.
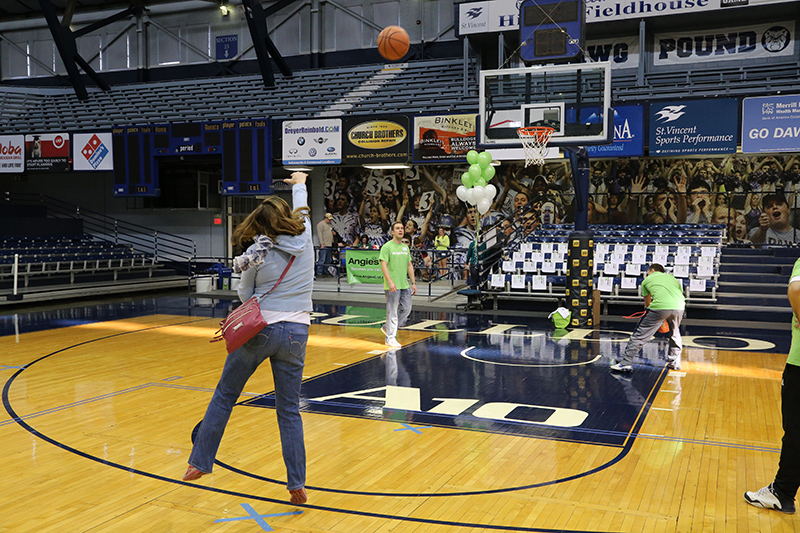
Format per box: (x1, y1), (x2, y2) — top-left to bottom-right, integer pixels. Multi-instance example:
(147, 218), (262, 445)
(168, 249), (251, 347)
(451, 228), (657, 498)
(322, 153), (800, 281)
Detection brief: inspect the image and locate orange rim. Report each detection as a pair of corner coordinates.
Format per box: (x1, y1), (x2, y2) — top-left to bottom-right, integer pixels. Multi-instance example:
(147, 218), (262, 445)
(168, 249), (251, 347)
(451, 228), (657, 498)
(517, 126), (555, 141)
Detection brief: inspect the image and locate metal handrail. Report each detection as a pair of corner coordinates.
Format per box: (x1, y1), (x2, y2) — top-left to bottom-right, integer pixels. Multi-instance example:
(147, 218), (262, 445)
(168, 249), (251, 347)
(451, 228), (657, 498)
(3, 192), (196, 263)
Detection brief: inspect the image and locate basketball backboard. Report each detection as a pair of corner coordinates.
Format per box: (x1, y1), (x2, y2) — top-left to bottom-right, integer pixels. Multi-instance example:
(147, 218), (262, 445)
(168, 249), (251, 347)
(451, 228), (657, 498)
(478, 61), (612, 149)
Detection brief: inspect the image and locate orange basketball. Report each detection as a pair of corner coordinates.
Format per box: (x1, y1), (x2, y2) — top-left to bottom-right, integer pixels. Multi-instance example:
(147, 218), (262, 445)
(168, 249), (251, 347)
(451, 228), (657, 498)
(377, 26), (410, 61)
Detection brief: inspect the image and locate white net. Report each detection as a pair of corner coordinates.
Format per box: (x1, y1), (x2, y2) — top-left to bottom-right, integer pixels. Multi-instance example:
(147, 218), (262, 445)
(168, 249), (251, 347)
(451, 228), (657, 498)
(518, 127), (555, 167)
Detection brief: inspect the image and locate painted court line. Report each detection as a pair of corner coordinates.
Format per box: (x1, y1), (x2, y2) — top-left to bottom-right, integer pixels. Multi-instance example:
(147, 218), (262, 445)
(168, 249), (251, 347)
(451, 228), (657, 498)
(1, 376), (780, 456)
(213, 503), (302, 531)
(394, 423), (433, 434)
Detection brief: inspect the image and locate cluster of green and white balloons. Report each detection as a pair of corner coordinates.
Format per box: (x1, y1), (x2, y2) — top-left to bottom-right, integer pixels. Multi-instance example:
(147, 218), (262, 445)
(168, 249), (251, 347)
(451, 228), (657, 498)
(456, 150), (497, 215)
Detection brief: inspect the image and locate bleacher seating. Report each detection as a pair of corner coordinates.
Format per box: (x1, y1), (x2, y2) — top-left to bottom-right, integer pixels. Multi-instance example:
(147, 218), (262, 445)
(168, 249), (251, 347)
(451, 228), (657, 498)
(0, 235), (157, 289)
(613, 63), (800, 100)
(485, 224), (724, 304)
(0, 58), (479, 133)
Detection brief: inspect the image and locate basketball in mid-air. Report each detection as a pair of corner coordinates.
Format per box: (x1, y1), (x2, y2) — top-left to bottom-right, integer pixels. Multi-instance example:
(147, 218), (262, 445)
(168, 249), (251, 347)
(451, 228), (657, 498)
(377, 26), (410, 61)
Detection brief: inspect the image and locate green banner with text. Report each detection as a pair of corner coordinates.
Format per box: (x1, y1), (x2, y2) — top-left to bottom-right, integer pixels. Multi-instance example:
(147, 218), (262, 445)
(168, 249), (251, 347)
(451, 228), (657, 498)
(345, 250), (384, 284)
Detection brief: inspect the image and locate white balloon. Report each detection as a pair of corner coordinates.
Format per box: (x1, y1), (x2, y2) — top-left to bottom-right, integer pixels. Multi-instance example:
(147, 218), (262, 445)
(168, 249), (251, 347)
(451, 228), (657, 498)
(473, 185), (486, 203)
(477, 198), (491, 215)
(485, 184), (497, 200)
(456, 185), (468, 202)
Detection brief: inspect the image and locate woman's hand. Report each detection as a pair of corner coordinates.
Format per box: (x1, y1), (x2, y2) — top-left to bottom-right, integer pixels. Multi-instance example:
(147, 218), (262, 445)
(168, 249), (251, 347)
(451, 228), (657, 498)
(284, 171), (308, 185)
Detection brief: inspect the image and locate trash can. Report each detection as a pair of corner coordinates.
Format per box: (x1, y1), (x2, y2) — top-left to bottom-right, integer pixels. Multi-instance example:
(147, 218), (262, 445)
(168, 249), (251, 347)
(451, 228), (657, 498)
(217, 267), (232, 290)
(196, 275), (214, 293)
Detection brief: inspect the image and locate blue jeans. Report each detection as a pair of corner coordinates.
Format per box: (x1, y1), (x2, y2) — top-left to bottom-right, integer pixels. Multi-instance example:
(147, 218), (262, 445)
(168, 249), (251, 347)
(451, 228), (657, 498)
(384, 288), (412, 342)
(188, 321), (308, 490)
(620, 308), (683, 366)
(316, 247), (333, 276)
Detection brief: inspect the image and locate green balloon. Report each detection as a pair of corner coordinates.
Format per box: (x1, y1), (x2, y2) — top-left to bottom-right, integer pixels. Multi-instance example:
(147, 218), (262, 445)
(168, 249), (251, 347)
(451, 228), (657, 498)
(466, 150), (479, 165)
(461, 172), (472, 188)
(475, 177), (487, 187)
(482, 165), (496, 181)
(468, 164), (482, 180)
(477, 151), (492, 169)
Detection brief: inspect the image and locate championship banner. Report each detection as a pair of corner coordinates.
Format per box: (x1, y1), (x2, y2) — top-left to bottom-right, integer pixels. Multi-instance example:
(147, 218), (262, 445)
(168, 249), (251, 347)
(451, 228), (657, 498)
(342, 116), (409, 164)
(648, 99), (737, 156)
(345, 250), (383, 284)
(74, 133), (113, 171)
(25, 133), (70, 172)
(654, 21), (794, 65)
(0, 135), (24, 173)
(282, 118), (342, 165)
(741, 94), (800, 154)
(412, 114), (476, 163)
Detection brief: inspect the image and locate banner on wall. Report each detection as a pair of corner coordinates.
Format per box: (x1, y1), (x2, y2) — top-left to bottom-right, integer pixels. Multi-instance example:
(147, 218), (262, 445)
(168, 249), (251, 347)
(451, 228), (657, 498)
(412, 114), (476, 163)
(282, 118), (342, 165)
(456, 0), (796, 33)
(654, 21), (794, 65)
(648, 99), (737, 155)
(25, 133), (70, 172)
(586, 105), (644, 158)
(583, 37), (640, 68)
(73, 133), (113, 171)
(741, 94), (800, 154)
(0, 135), (24, 173)
(344, 250), (383, 284)
(343, 116), (409, 164)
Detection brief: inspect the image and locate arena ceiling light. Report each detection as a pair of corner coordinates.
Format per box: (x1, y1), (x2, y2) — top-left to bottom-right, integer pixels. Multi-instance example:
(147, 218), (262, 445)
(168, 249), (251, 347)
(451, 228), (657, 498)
(284, 166), (313, 172)
(362, 164), (411, 170)
(219, 3), (229, 16)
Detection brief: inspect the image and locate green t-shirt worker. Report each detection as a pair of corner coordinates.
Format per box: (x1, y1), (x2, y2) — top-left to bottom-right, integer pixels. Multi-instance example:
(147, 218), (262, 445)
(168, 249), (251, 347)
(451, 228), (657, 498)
(611, 263), (685, 373)
(379, 221), (416, 348)
(745, 257), (800, 514)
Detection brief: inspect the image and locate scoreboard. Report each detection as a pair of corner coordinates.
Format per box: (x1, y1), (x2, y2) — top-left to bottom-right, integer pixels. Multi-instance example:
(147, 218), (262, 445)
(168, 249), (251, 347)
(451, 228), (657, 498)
(519, 0), (585, 64)
(112, 119), (272, 196)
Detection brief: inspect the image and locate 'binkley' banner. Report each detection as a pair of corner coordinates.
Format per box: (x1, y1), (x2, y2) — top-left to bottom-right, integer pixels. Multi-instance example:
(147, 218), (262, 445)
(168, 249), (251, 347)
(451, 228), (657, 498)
(412, 114), (476, 163)
(741, 94), (800, 154)
(345, 250), (383, 284)
(648, 98), (737, 155)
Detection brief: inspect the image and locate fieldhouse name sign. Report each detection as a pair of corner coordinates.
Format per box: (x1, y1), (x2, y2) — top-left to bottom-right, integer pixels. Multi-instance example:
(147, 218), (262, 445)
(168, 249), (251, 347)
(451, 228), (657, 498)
(741, 94), (800, 154)
(345, 250), (383, 285)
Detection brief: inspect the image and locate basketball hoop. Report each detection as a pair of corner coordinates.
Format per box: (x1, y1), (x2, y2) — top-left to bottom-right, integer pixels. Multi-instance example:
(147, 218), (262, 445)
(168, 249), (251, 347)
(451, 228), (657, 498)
(518, 126), (555, 167)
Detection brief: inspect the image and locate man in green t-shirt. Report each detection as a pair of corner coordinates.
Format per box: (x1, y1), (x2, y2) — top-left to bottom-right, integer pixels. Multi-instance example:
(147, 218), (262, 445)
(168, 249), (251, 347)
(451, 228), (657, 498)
(379, 221), (417, 348)
(611, 263), (685, 373)
(744, 257), (800, 514)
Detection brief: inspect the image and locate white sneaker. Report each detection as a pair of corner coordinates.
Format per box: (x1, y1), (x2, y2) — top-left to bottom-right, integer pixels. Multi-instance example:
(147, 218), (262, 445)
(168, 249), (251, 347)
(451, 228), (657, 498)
(745, 483), (796, 514)
(610, 362), (633, 373)
(385, 338), (402, 348)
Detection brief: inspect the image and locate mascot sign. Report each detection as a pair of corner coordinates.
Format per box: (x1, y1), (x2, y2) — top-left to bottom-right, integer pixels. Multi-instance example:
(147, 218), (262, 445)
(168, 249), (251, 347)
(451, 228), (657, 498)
(654, 21), (794, 65)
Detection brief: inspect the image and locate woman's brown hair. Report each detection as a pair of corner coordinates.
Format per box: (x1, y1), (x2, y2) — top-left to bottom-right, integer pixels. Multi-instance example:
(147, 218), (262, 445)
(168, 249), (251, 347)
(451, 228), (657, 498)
(231, 196), (309, 247)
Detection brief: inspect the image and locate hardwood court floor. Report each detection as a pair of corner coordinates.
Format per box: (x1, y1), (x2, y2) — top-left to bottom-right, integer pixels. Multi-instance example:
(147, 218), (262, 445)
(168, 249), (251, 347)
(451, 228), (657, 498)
(1, 302), (799, 533)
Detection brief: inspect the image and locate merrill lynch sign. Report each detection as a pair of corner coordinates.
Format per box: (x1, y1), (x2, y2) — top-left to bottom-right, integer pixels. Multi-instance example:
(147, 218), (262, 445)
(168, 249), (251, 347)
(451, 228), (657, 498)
(456, 0), (795, 34)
